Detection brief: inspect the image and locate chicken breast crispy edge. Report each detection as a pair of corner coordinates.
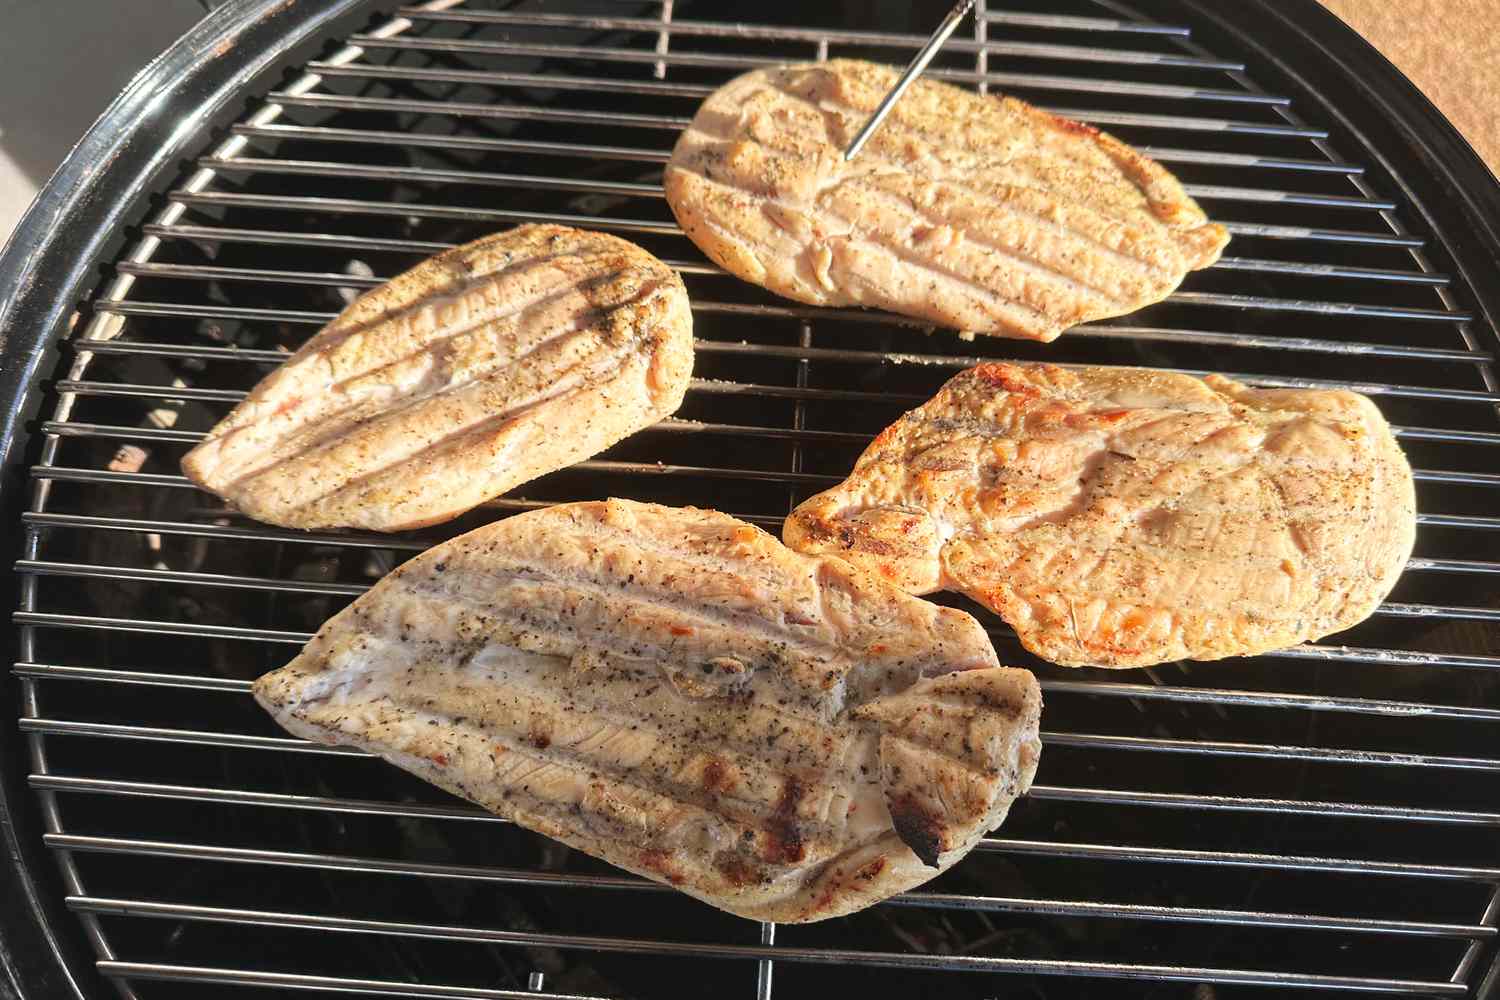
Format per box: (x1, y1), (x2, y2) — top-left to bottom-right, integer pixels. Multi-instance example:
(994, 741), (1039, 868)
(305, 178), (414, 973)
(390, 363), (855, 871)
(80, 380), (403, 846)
(784, 362), (1417, 669)
(181, 224), (694, 532)
(665, 59), (1228, 342)
(252, 498), (1042, 922)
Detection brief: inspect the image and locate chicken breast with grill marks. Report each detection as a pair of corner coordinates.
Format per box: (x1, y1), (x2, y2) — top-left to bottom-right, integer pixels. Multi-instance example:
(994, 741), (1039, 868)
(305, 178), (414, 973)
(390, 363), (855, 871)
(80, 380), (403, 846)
(785, 363), (1416, 668)
(253, 499), (1042, 922)
(665, 59), (1228, 342)
(181, 225), (694, 532)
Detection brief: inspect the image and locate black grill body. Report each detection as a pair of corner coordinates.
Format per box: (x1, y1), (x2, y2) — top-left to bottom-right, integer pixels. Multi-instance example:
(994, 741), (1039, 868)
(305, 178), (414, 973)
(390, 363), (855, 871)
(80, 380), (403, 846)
(1, 2), (1498, 998)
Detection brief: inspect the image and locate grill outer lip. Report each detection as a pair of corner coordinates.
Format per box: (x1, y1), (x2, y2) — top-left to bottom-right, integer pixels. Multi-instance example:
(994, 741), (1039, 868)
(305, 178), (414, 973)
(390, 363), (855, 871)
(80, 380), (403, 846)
(1154, 0), (1500, 347)
(1, 0), (1499, 997)
(0, 4), (406, 997)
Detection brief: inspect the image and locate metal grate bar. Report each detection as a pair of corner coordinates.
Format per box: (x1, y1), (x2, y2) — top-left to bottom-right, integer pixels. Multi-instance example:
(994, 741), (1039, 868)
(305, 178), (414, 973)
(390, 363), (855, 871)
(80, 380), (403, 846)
(61, 330), (1500, 404)
(200, 152), (1394, 213)
(48, 834), (651, 891)
(1411, 512), (1500, 530)
(1028, 785), (1500, 824)
(1183, 185), (1393, 209)
(270, 90), (687, 129)
(233, 122), (670, 161)
(19, 472), (790, 532)
(38, 410), (870, 449)
(304, 57), (1287, 106)
(1131, 146), (1363, 173)
(41, 418), (1500, 505)
(278, 80), (1322, 141)
(1261, 645), (1500, 669)
(374, 12), (1245, 69)
(16, 659), (1500, 724)
(397, 6), (1202, 48)
(135, 238), (1440, 307)
(42, 414), (865, 448)
(125, 235), (1460, 290)
(62, 896), (1469, 991)
(159, 190), (1447, 250)
(31, 773), (1500, 881)
(111, 238), (1470, 320)
(25, 711), (1500, 773)
(1165, 291), (1468, 322)
(226, 120), (1368, 174)
(1396, 426), (1500, 445)
(1038, 678), (1500, 722)
(98, 962), (601, 1000)
(24, 507), (1500, 582)
(28, 833), (1500, 936)
(27, 763), (1500, 826)
(143, 222), (453, 255)
(973, 0), (988, 99)
(15, 664), (256, 692)
(307, 60), (716, 97)
(981, 11), (1190, 34)
(30, 464), (1500, 537)
(1040, 731), (1500, 770)
(30, 774), (502, 821)
(36, 830), (1493, 921)
(24, 607), (1500, 671)
(981, 838), (1500, 882)
(1379, 603), (1500, 623)
(172, 190), (683, 234)
(19, 511), (430, 551)
(51, 373), (909, 405)
(270, 87), (1329, 138)
(15, 612), (311, 644)
(1450, 890), (1500, 984)
(1218, 222), (1422, 246)
(1405, 557), (1500, 574)
(348, 32), (1254, 81)
(20, 719), (363, 756)
(34, 834), (1490, 936)
(19, 547), (1500, 629)
(99, 265), (1484, 357)
(202, 156), (664, 197)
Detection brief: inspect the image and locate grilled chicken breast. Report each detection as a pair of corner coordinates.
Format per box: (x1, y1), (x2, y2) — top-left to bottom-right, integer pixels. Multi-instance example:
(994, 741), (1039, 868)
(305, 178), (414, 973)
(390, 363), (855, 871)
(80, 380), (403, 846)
(181, 226), (694, 532)
(665, 59), (1228, 342)
(785, 363), (1416, 668)
(254, 499), (1042, 921)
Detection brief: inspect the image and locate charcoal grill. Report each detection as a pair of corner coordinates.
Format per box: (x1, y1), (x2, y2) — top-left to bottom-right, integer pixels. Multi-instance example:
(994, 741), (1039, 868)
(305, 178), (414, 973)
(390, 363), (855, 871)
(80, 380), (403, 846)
(3, 1), (1499, 997)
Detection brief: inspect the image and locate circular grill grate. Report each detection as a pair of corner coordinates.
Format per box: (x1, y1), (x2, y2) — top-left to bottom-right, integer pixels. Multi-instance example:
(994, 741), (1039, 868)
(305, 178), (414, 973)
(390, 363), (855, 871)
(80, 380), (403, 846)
(8, 1), (1500, 998)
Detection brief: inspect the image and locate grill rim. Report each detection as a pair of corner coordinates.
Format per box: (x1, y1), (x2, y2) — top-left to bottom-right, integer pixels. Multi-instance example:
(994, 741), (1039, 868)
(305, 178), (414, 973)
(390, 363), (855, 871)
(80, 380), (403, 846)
(1155, 0), (1500, 350)
(3, 0), (1500, 997)
(0, 3), (407, 998)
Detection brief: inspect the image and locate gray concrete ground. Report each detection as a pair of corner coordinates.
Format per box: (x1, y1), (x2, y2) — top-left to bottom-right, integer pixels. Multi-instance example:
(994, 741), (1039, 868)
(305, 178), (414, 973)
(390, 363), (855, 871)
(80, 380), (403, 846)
(0, 0), (212, 244)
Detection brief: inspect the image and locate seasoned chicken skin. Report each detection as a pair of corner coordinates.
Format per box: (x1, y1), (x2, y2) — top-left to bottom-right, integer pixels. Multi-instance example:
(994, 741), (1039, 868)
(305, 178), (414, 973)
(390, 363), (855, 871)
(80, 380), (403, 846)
(785, 364), (1416, 668)
(182, 225), (694, 531)
(665, 59), (1227, 342)
(253, 499), (1042, 922)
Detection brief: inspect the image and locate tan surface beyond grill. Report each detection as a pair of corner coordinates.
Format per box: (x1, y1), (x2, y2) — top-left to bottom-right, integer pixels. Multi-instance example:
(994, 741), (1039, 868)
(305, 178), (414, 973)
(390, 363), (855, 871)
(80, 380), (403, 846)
(253, 499), (1042, 922)
(665, 59), (1228, 342)
(786, 363), (1417, 668)
(181, 225), (694, 531)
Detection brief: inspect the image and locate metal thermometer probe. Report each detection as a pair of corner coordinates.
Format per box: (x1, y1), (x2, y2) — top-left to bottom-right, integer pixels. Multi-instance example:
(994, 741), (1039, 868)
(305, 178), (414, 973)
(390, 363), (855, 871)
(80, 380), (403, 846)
(842, 0), (979, 161)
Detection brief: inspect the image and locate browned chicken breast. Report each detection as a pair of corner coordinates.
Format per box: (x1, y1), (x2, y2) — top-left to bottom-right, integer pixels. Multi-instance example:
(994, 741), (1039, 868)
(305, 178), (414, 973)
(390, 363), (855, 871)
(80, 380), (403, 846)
(665, 59), (1228, 342)
(254, 499), (1042, 922)
(785, 363), (1416, 668)
(181, 225), (694, 532)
